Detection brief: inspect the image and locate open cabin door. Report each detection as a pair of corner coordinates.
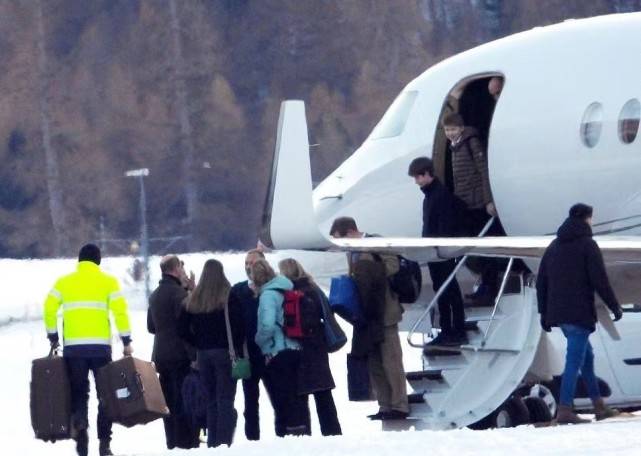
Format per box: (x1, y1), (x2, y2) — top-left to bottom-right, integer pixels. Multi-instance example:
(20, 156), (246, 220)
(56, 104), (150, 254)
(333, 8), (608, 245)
(431, 73), (503, 193)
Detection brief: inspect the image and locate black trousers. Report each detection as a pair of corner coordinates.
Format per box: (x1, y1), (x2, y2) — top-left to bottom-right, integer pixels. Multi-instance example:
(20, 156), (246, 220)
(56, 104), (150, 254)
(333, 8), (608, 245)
(264, 350), (310, 437)
(312, 390), (342, 436)
(241, 355), (272, 440)
(428, 259), (465, 334)
(158, 363), (200, 449)
(65, 356), (112, 440)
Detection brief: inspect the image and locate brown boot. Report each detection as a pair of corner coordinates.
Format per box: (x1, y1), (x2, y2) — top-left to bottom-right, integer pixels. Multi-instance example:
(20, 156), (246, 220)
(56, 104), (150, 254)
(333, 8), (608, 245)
(593, 398), (620, 421)
(556, 405), (591, 424)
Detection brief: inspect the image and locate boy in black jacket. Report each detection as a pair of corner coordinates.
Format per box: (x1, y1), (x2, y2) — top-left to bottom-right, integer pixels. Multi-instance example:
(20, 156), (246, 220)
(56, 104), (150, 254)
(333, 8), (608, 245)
(408, 157), (467, 346)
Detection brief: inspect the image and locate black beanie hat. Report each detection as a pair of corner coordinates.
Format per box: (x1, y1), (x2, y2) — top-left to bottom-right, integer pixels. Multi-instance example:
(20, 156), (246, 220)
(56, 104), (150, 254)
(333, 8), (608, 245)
(569, 203), (593, 220)
(78, 243), (101, 265)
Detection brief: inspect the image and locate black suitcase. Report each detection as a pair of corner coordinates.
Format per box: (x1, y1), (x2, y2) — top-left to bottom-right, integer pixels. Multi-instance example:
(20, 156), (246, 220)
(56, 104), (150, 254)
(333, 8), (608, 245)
(30, 348), (72, 442)
(96, 356), (169, 427)
(347, 353), (373, 401)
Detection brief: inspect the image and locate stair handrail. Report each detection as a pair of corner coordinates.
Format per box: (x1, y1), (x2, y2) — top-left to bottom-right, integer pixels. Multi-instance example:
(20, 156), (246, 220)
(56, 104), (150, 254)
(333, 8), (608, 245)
(481, 256), (515, 346)
(407, 216), (496, 348)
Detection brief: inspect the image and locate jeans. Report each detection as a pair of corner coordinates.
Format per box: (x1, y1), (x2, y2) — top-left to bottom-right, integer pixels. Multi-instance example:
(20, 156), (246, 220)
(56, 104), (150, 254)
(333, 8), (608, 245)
(242, 355), (278, 440)
(198, 349), (238, 447)
(65, 356), (112, 440)
(560, 324), (601, 406)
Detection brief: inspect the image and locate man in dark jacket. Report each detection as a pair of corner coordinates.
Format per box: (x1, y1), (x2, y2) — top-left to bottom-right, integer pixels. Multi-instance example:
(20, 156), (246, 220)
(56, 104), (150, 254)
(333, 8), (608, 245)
(148, 255), (200, 449)
(230, 249), (278, 439)
(330, 217), (409, 421)
(443, 112), (500, 305)
(408, 157), (467, 345)
(537, 203), (622, 424)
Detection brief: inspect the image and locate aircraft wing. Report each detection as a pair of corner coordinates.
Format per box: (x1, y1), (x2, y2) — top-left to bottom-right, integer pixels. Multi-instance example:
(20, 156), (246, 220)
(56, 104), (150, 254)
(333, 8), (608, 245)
(330, 235), (641, 264)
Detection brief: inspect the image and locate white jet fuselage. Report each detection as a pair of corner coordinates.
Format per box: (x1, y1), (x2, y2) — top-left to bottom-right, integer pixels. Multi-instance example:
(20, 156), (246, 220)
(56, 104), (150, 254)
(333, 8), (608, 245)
(312, 13), (641, 241)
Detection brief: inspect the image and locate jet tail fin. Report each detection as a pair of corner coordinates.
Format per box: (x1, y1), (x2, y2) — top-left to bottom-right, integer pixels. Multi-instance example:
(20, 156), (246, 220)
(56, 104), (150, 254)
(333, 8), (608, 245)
(260, 100), (330, 250)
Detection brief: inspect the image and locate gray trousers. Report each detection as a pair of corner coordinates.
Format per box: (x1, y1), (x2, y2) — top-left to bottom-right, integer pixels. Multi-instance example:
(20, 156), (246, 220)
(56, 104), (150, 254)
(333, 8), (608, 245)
(368, 324), (409, 413)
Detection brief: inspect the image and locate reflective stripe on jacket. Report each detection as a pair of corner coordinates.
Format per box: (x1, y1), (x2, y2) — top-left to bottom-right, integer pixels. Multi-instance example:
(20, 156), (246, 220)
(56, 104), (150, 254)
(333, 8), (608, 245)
(44, 261), (131, 347)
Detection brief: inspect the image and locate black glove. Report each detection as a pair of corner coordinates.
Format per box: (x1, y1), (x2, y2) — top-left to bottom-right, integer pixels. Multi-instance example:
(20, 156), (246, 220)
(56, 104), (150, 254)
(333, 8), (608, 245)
(540, 316), (551, 333)
(47, 333), (59, 348)
(613, 307), (623, 322)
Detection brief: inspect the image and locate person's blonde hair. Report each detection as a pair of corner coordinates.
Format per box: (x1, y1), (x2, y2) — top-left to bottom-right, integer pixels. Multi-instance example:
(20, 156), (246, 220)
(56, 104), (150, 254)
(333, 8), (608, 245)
(186, 259), (230, 313)
(278, 258), (314, 284)
(250, 259), (276, 288)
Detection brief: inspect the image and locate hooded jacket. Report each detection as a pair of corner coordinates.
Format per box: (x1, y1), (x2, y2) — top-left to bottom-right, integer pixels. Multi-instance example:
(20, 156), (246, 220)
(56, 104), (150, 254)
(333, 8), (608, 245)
(536, 217), (621, 332)
(450, 127), (492, 209)
(255, 275), (301, 356)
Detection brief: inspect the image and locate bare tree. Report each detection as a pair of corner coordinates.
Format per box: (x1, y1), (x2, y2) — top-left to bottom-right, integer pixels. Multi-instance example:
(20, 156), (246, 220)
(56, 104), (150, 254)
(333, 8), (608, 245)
(36, 0), (67, 256)
(168, 0), (197, 247)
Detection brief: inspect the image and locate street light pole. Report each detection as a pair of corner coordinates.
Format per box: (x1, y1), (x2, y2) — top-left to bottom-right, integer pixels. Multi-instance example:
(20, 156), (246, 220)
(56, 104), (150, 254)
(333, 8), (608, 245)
(125, 168), (150, 300)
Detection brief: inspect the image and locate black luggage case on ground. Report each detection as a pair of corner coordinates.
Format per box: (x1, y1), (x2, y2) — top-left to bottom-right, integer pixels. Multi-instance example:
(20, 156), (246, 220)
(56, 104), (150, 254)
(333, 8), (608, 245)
(30, 348), (72, 442)
(96, 356), (169, 427)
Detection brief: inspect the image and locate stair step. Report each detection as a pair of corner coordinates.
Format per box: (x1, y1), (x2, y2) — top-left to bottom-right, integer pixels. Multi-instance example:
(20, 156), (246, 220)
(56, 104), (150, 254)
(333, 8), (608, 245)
(423, 346), (462, 357)
(406, 369), (443, 381)
(464, 321), (479, 332)
(408, 392), (426, 404)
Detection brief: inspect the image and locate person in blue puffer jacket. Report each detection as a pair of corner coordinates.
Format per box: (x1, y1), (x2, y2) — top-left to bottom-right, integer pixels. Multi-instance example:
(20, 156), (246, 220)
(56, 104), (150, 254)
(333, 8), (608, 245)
(251, 259), (310, 437)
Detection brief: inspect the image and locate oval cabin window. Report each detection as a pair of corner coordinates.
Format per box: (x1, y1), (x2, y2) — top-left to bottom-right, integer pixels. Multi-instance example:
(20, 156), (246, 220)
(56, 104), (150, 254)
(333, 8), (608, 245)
(580, 102), (603, 148)
(618, 99), (640, 144)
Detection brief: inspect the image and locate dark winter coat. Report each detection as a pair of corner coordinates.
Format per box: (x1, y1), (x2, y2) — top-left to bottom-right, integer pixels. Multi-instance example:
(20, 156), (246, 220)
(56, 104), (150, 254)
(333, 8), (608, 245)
(230, 281), (263, 362)
(421, 177), (465, 237)
(450, 127), (492, 210)
(292, 277), (335, 394)
(147, 274), (195, 369)
(177, 291), (245, 353)
(536, 217), (621, 332)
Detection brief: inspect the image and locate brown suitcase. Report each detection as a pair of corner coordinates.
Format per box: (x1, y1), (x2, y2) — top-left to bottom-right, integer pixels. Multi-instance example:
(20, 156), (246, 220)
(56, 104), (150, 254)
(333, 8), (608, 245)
(30, 348), (72, 441)
(96, 356), (169, 427)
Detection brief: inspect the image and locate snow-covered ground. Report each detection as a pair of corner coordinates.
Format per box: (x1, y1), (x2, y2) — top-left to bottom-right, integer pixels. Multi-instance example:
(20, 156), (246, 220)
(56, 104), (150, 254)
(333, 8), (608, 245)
(3, 251), (641, 455)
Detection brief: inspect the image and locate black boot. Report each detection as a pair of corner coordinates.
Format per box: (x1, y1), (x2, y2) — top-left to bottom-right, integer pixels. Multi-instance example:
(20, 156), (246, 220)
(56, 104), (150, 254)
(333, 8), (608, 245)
(75, 430), (89, 456)
(99, 439), (114, 456)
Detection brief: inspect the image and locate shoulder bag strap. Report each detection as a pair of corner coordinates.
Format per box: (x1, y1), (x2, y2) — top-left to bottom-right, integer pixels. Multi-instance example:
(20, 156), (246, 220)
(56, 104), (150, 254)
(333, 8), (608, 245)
(224, 298), (249, 361)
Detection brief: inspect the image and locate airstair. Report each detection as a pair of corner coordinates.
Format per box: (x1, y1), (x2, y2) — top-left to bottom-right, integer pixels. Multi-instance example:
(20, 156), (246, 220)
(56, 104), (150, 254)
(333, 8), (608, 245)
(390, 221), (543, 430)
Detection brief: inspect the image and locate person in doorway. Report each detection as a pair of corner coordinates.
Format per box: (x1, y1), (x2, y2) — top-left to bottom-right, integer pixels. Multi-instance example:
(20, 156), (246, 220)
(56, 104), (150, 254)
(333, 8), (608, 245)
(177, 259), (245, 447)
(442, 112), (499, 305)
(230, 249), (278, 440)
(537, 203), (622, 424)
(251, 259), (311, 436)
(488, 76), (504, 101)
(330, 217), (409, 420)
(408, 157), (467, 346)
(147, 255), (200, 449)
(43, 244), (132, 456)
(278, 258), (343, 436)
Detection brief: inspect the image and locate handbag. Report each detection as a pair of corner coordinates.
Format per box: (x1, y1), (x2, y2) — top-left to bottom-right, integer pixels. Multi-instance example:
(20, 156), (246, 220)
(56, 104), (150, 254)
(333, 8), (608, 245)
(224, 299), (251, 380)
(318, 289), (347, 353)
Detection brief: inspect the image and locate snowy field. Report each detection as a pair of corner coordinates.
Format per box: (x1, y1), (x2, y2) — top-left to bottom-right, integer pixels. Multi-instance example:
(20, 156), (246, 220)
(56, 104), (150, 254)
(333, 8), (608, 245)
(3, 251), (641, 455)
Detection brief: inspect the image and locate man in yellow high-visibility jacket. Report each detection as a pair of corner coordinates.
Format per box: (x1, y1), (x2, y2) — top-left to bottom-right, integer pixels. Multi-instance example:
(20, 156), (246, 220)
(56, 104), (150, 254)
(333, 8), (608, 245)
(44, 244), (133, 456)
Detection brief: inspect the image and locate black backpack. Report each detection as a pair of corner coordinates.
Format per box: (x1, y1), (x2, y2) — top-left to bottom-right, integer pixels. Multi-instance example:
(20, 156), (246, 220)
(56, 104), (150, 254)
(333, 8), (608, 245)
(374, 254), (422, 304)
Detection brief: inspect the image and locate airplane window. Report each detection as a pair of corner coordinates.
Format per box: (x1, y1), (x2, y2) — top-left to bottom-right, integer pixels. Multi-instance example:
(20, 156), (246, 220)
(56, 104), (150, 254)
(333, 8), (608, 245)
(618, 99), (640, 144)
(580, 102), (603, 148)
(369, 91), (418, 140)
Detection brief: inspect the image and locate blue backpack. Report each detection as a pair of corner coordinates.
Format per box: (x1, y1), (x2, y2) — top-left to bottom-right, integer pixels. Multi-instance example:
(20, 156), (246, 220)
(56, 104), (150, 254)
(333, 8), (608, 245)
(328, 275), (364, 325)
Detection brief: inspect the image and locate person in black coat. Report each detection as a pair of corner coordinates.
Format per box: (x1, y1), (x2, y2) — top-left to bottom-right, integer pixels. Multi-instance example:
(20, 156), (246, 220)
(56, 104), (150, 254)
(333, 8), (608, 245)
(177, 259), (245, 448)
(408, 157), (467, 346)
(147, 255), (200, 450)
(279, 258), (342, 436)
(537, 203), (622, 424)
(230, 249), (278, 440)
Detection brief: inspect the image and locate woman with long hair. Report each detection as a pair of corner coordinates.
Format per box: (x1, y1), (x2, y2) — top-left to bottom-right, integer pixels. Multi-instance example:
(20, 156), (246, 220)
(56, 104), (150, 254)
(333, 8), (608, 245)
(177, 259), (245, 447)
(251, 259), (310, 436)
(278, 258), (342, 436)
